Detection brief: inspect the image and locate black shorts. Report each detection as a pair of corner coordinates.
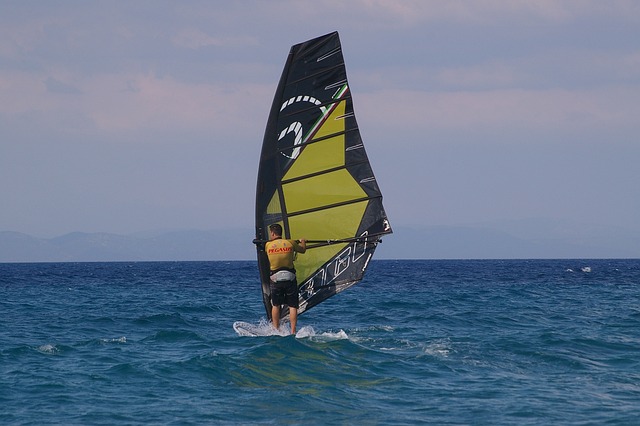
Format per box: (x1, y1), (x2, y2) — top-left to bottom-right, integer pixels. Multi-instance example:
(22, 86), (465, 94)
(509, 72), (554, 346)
(270, 280), (299, 309)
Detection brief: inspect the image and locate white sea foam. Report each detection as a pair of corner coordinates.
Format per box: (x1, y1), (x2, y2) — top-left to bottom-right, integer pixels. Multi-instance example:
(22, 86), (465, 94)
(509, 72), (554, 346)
(37, 344), (58, 354)
(296, 326), (349, 341)
(294, 325), (316, 338)
(233, 320), (350, 340)
(101, 337), (127, 343)
(233, 319), (289, 337)
(567, 267), (592, 273)
(423, 339), (452, 358)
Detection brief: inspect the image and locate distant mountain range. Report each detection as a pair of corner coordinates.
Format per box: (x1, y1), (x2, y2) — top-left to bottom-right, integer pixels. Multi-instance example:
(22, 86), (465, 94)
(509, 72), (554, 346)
(1, 220), (639, 262)
(379, 223), (640, 259)
(0, 230), (255, 262)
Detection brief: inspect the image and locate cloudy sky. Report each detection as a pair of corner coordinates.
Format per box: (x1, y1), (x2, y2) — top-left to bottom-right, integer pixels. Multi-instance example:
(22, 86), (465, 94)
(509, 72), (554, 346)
(2, 1), (639, 239)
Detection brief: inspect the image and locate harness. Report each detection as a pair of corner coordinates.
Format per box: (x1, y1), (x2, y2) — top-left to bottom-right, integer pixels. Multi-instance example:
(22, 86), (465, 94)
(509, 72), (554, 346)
(270, 269), (296, 283)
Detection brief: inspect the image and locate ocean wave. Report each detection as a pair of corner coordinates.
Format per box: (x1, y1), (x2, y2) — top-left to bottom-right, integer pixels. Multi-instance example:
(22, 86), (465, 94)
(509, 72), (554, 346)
(3, 259), (640, 425)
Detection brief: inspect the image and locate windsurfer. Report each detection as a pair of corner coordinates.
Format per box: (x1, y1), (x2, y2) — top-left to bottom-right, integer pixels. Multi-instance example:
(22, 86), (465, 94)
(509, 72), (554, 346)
(265, 223), (306, 334)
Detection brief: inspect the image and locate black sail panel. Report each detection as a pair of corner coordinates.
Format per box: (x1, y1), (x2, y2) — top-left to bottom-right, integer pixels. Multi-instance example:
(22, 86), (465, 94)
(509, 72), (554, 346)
(255, 32), (392, 319)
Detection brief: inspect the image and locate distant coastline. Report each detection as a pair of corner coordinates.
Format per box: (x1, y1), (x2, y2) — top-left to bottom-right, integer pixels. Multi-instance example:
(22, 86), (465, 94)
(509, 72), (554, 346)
(2, 220), (639, 262)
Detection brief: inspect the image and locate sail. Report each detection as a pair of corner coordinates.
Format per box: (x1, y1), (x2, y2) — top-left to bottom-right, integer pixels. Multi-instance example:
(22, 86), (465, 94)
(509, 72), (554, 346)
(255, 32), (392, 319)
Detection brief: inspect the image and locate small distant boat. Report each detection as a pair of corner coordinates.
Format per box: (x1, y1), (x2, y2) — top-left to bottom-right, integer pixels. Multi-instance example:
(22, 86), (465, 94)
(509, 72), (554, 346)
(253, 32), (392, 320)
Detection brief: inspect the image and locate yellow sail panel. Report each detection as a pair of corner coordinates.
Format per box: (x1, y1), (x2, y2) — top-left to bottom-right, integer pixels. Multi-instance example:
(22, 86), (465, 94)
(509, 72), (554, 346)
(288, 201), (368, 240)
(315, 100), (346, 138)
(294, 244), (347, 284)
(283, 100), (346, 181)
(266, 191), (282, 215)
(288, 201), (368, 283)
(283, 169), (367, 214)
(283, 134), (344, 180)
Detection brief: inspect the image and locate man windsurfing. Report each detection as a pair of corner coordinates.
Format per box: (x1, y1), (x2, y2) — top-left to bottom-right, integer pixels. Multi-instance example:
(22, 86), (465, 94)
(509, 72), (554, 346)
(264, 223), (306, 334)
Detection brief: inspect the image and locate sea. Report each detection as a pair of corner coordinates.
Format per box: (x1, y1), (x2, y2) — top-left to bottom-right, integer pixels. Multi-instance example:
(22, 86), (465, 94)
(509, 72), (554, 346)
(1, 259), (639, 425)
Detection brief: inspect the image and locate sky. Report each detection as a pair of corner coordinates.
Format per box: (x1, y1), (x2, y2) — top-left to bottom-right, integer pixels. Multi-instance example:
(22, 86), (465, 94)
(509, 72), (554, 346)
(2, 0), (640, 240)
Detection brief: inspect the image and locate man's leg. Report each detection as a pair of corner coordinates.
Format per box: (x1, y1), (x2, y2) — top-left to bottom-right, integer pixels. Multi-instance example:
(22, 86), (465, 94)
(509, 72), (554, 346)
(289, 307), (297, 335)
(271, 304), (280, 330)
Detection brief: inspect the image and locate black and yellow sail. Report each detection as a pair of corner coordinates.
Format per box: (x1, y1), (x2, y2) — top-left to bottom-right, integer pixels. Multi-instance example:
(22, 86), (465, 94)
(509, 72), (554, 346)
(255, 32), (392, 319)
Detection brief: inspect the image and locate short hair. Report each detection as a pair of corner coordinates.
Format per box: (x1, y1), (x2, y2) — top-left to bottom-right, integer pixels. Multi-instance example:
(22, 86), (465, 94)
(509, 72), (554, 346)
(269, 223), (283, 236)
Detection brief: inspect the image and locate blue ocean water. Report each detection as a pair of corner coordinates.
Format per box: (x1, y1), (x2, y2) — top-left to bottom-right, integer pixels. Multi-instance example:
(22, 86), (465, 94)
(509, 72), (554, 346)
(1, 259), (639, 425)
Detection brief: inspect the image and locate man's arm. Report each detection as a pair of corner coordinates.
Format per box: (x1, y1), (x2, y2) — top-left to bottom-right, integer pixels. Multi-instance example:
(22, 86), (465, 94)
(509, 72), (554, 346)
(295, 239), (307, 253)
